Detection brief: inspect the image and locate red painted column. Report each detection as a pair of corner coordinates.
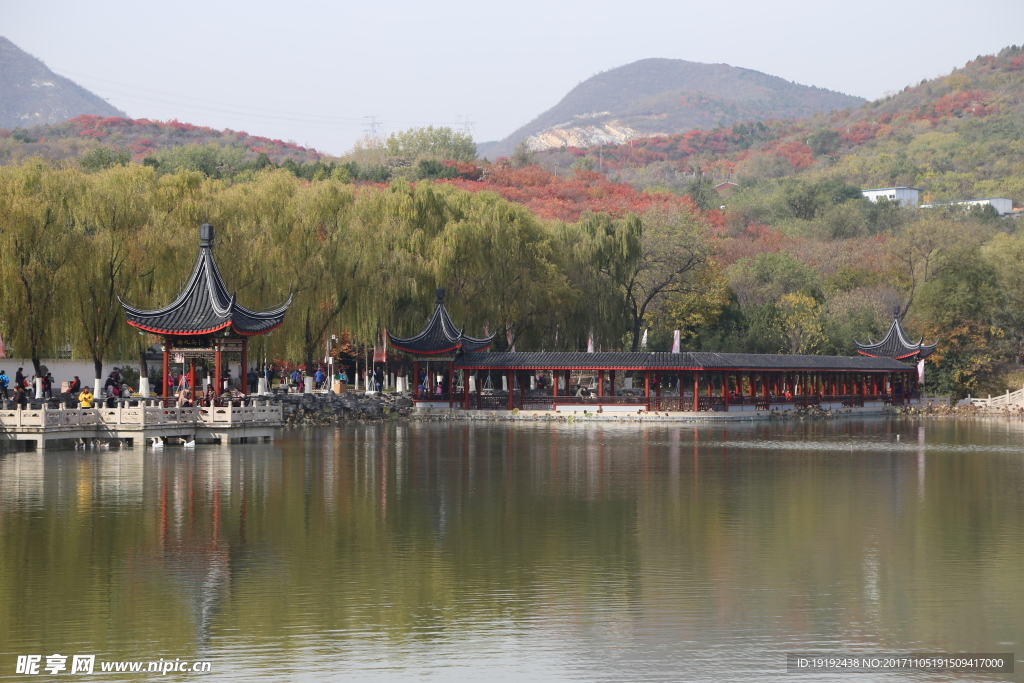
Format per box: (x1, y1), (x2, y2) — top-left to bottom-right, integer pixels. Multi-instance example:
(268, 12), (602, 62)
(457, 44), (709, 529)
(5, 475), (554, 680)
(448, 361), (454, 409)
(722, 372), (729, 411)
(693, 371), (700, 412)
(598, 370), (605, 398)
(609, 370), (616, 397)
(507, 370), (514, 410)
(552, 368), (559, 398)
(162, 339), (170, 400)
(214, 341), (222, 405)
(644, 370), (650, 398)
(463, 369), (470, 408)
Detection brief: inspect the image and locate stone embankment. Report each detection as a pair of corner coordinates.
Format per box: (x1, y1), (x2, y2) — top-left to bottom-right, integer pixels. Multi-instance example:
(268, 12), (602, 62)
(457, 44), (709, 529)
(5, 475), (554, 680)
(893, 402), (1024, 417)
(268, 391), (415, 425)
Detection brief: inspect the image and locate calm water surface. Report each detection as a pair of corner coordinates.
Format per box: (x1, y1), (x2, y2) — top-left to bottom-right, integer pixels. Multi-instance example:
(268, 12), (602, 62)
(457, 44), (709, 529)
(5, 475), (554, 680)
(1, 419), (1022, 681)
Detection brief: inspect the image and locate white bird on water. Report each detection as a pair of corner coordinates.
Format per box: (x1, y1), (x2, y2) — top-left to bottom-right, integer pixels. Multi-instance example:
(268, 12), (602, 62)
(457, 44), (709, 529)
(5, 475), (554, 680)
(150, 437), (164, 448)
(183, 438), (196, 448)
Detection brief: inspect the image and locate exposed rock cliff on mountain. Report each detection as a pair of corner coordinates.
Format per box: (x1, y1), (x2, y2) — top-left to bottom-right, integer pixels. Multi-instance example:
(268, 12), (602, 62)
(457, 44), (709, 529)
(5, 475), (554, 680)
(479, 58), (864, 158)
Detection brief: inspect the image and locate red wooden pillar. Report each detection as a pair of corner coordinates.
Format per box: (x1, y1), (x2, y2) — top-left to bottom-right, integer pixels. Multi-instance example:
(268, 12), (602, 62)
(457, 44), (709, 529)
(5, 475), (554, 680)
(448, 361), (454, 409)
(240, 338), (248, 396)
(609, 370), (616, 397)
(214, 341), (222, 404)
(189, 358), (196, 399)
(749, 372), (755, 399)
(598, 370), (605, 398)
(507, 370), (514, 410)
(644, 370), (650, 398)
(722, 372), (729, 411)
(463, 369), (470, 408)
(162, 339), (170, 400)
(552, 368), (559, 398)
(693, 371), (700, 412)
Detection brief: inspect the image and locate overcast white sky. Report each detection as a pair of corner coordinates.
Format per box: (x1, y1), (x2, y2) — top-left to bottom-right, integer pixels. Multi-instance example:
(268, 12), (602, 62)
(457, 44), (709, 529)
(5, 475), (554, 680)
(4, 0), (1024, 155)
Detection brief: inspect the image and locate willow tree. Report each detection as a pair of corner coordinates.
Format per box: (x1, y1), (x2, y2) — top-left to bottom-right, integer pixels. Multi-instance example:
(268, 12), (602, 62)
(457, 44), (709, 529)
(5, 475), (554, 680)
(216, 171), (356, 371)
(341, 181), (456, 348)
(0, 162), (82, 375)
(568, 208), (714, 351)
(71, 165), (155, 380)
(431, 186), (571, 349)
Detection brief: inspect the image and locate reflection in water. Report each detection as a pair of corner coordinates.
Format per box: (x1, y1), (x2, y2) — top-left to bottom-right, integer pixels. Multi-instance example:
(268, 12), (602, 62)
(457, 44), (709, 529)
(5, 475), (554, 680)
(0, 419), (1022, 681)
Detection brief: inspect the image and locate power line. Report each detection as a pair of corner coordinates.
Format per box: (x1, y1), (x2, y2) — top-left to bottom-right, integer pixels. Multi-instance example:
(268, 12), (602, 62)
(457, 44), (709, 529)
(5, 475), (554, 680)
(49, 66), (471, 131)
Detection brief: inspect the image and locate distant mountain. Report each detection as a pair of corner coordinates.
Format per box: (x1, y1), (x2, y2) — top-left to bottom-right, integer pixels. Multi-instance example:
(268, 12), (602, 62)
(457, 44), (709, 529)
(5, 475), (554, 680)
(0, 36), (124, 129)
(479, 58), (864, 159)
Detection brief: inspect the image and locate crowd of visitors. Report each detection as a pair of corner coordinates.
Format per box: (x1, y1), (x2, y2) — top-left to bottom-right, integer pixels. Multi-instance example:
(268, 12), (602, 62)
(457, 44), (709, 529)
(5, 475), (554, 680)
(0, 357), (396, 410)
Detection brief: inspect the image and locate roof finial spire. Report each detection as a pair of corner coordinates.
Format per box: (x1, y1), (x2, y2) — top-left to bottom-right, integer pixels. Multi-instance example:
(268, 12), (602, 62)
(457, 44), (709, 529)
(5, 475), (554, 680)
(200, 223), (214, 248)
(436, 287), (446, 304)
(893, 305), (900, 319)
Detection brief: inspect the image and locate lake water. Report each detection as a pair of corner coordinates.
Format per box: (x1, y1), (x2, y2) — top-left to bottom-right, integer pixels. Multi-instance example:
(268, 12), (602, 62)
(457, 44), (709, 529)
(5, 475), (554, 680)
(0, 419), (1021, 681)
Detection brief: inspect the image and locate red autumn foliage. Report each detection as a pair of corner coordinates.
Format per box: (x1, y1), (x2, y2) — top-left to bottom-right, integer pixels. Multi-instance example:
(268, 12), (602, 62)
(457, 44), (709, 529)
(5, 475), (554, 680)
(442, 160), (483, 181)
(440, 166), (699, 222)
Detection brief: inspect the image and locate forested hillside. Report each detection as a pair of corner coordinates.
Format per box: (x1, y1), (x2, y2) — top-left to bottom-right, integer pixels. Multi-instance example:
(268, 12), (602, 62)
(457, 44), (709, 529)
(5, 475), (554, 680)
(0, 37), (124, 128)
(0, 114), (326, 168)
(545, 46), (1024, 207)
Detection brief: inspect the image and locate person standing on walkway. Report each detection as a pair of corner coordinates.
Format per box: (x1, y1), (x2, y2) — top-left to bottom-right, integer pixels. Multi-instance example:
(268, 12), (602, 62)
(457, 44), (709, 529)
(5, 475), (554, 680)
(15, 368), (25, 391)
(0, 370), (9, 400)
(42, 373), (53, 399)
(13, 385), (27, 408)
(78, 386), (94, 408)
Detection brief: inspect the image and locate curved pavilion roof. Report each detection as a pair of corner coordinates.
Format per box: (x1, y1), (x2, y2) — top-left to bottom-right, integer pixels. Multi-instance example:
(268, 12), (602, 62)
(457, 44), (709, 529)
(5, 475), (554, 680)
(119, 224), (292, 336)
(855, 308), (935, 361)
(388, 288), (493, 355)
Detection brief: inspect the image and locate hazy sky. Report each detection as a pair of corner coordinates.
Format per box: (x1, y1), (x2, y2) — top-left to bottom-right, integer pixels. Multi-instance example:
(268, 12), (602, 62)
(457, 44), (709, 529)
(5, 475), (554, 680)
(4, 0), (1023, 156)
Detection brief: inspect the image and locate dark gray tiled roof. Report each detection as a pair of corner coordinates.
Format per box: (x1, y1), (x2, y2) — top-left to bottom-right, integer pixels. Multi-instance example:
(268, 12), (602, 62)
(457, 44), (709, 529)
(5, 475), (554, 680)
(856, 314), (936, 360)
(119, 225), (291, 336)
(388, 288), (493, 355)
(455, 351), (912, 372)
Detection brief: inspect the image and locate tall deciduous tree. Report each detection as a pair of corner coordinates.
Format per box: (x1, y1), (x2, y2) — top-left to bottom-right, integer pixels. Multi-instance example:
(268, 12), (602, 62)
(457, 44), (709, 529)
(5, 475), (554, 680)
(0, 162), (81, 375)
(71, 165), (154, 380)
(572, 208), (714, 351)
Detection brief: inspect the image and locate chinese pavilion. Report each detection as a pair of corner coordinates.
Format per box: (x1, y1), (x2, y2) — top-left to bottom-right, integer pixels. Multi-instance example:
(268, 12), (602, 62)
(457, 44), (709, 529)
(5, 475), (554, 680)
(389, 289), (924, 412)
(855, 307), (936, 361)
(119, 224), (292, 398)
(387, 287), (493, 406)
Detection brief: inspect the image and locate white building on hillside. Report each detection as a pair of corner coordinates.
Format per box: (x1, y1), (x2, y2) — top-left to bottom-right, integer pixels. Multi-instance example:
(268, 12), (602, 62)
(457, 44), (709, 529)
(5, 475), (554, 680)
(861, 187), (922, 206)
(920, 197), (1015, 216)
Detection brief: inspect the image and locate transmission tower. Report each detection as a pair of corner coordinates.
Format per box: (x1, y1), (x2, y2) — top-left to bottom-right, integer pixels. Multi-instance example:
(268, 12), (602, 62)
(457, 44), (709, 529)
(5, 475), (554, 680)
(362, 116), (382, 137)
(456, 115), (476, 136)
